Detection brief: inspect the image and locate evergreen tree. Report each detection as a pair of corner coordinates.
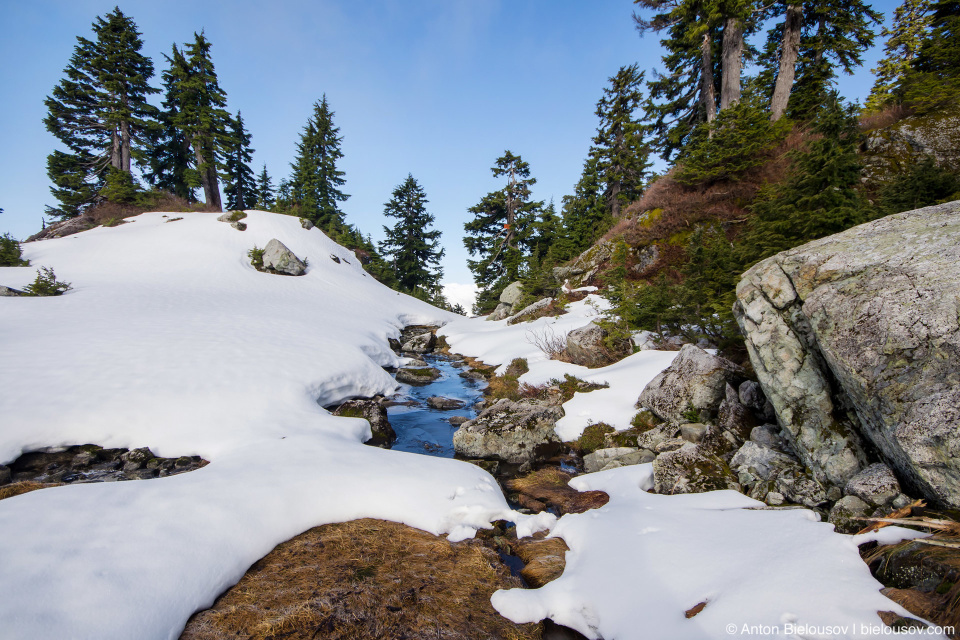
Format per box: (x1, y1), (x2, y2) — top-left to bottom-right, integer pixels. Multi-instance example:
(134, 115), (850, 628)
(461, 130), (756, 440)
(255, 165), (276, 210)
(878, 155), (960, 214)
(43, 7), (159, 217)
(463, 151), (543, 310)
(594, 64), (652, 218)
(556, 151), (611, 260)
(865, 0), (933, 112)
(897, 0), (960, 112)
(144, 45), (196, 202)
(378, 174), (445, 295)
(223, 111), (256, 211)
(168, 32), (231, 211)
(289, 96), (349, 229)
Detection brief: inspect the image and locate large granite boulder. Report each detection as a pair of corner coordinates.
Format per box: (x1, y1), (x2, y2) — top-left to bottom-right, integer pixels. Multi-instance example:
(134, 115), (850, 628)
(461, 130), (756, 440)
(499, 281), (524, 307)
(733, 200), (960, 507)
(652, 445), (740, 495)
(565, 322), (629, 368)
(638, 344), (745, 423)
(401, 332), (436, 354)
(453, 399), (563, 465)
(261, 239), (306, 276)
(487, 303), (512, 322)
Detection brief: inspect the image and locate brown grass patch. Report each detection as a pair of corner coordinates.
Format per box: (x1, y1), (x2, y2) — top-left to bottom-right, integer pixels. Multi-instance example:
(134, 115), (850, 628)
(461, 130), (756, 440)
(512, 538), (569, 588)
(0, 481), (60, 501)
(180, 519), (541, 640)
(507, 468), (609, 515)
(881, 588), (960, 635)
(86, 192), (218, 226)
(860, 104), (912, 132)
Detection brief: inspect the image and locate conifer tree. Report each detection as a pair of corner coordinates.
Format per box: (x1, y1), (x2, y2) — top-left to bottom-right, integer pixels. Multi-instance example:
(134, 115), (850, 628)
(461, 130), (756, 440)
(223, 111), (256, 211)
(463, 151), (542, 309)
(378, 174), (444, 296)
(289, 96), (349, 229)
(865, 0), (932, 112)
(557, 152), (610, 260)
(897, 0), (960, 112)
(44, 8), (159, 217)
(255, 165), (275, 210)
(167, 32), (231, 211)
(144, 45), (195, 202)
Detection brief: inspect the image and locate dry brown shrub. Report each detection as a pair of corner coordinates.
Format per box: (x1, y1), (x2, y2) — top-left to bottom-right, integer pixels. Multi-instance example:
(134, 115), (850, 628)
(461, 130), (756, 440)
(860, 104), (912, 132)
(85, 192), (217, 227)
(0, 481), (60, 501)
(180, 518), (542, 640)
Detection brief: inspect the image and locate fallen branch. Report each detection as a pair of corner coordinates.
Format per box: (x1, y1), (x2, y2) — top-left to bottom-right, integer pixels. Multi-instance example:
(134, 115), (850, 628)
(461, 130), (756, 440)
(855, 500), (925, 535)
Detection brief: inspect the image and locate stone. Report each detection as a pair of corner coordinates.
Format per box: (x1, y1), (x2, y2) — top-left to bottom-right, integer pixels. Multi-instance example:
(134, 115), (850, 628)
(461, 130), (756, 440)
(120, 447), (154, 471)
(426, 396), (465, 411)
(405, 358), (429, 368)
(395, 367), (441, 385)
(261, 239), (307, 276)
(734, 200), (960, 505)
(486, 303), (512, 322)
(453, 399), (563, 465)
(828, 495), (873, 534)
(633, 244), (660, 274)
(300, 218), (315, 230)
(717, 383), (756, 442)
(730, 441), (798, 481)
(738, 380), (767, 414)
(583, 447), (638, 474)
(507, 298), (553, 325)
(0, 285), (24, 297)
(679, 423), (707, 443)
(844, 463), (901, 508)
(448, 416), (470, 426)
(652, 445), (740, 495)
(401, 332), (436, 354)
(749, 425), (783, 450)
(334, 399), (396, 448)
(636, 422), (680, 451)
(638, 344), (746, 423)
(565, 322), (626, 368)
(499, 281), (524, 306)
(765, 492), (785, 506)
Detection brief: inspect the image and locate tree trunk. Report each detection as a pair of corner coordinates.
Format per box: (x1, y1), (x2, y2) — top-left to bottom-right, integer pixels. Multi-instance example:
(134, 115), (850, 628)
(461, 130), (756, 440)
(720, 17), (744, 110)
(111, 131), (122, 171)
(193, 140), (223, 211)
(120, 120), (131, 173)
(701, 32), (717, 126)
(771, 4), (803, 121)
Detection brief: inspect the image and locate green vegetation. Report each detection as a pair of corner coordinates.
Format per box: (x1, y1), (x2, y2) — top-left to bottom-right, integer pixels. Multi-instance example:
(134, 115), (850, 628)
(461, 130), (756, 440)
(247, 246), (265, 271)
(0, 234), (29, 267)
(23, 267), (72, 296)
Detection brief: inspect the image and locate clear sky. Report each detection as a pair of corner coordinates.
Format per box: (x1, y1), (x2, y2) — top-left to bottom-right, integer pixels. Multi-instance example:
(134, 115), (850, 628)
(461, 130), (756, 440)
(0, 0), (899, 292)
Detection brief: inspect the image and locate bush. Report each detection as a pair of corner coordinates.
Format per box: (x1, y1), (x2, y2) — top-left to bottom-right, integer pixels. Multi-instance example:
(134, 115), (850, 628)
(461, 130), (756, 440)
(0, 233), (28, 267)
(23, 267), (71, 296)
(248, 246), (265, 271)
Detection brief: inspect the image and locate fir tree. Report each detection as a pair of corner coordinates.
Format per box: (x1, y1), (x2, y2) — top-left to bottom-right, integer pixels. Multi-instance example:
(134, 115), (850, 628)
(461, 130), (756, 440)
(168, 32), (231, 211)
(897, 0), (960, 112)
(43, 7), (159, 217)
(557, 151), (610, 260)
(594, 64), (652, 218)
(223, 111), (256, 211)
(378, 174), (445, 296)
(144, 45), (195, 202)
(289, 96), (349, 229)
(255, 165), (275, 210)
(865, 0), (933, 112)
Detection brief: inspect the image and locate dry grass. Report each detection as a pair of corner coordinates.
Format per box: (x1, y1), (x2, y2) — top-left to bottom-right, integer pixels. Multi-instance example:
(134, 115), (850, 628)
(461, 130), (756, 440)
(507, 468), (609, 515)
(180, 518), (542, 640)
(860, 104), (912, 132)
(882, 587), (960, 636)
(0, 481), (60, 501)
(512, 538), (569, 589)
(86, 192), (217, 226)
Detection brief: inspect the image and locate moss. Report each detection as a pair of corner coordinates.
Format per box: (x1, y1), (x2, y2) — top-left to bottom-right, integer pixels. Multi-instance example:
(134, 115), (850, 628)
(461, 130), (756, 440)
(630, 410), (660, 432)
(226, 210), (248, 222)
(636, 208), (664, 228)
(406, 368), (436, 376)
(575, 423), (615, 455)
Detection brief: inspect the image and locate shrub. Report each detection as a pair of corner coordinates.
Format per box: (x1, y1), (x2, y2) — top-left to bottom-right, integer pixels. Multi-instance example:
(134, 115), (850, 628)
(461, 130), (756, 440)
(525, 325), (568, 361)
(248, 246), (265, 271)
(0, 233), (28, 267)
(23, 267), (72, 296)
(575, 423), (615, 455)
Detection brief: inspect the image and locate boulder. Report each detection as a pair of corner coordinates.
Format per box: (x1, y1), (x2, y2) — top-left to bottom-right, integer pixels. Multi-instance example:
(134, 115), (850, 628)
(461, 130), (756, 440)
(486, 303), (512, 322)
(499, 281), (524, 306)
(828, 495), (872, 534)
(507, 298), (553, 325)
(637, 344), (746, 423)
(426, 396), (465, 411)
(300, 218), (315, 230)
(652, 445), (740, 495)
(395, 367), (440, 385)
(565, 322), (627, 368)
(334, 399), (395, 447)
(632, 244), (660, 274)
(636, 422), (680, 451)
(0, 285), (24, 297)
(453, 399), (563, 465)
(401, 332), (436, 354)
(717, 383), (756, 441)
(583, 447), (640, 474)
(734, 200), (960, 506)
(261, 239), (307, 276)
(679, 423), (707, 443)
(844, 463), (901, 508)
(730, 441), (798, 482)
(448, 416), (470, 426)
(749, 424), (784, 450)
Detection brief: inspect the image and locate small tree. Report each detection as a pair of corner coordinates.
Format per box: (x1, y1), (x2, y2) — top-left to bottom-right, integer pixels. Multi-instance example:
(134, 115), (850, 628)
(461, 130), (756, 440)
(223, 111), (257, 211)
(289, 95), (349, 229)
(255, 165), (275, 210)
(378, 174), (444, 296)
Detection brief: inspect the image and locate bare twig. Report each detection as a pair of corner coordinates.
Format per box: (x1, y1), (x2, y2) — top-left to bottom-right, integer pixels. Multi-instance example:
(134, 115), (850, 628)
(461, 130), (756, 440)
(525, 325), (568, 361)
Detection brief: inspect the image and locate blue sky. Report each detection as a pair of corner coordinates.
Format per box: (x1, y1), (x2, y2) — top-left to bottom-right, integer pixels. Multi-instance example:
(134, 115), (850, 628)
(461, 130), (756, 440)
(0, 0), (899, 289)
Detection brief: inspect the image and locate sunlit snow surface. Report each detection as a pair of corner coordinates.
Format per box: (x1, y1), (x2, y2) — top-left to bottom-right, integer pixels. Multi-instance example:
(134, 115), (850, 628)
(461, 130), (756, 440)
(0, 212), (551, 639)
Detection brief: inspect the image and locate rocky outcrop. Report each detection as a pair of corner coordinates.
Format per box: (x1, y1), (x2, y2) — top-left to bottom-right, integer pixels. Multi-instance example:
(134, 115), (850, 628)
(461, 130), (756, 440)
(487, 303), (512, 321)
(551, 239), (616, 286)
(217, 211), (247, 230)
(734, 201), (960, 507)
(25, 216), (97, 241)
(485, 282), (525, 321)
(507, 298), (554, 325)
(652, 445), (740, 495)
(638, 345), (745, 423)
(333, 399), (396, 447)
(453, 399), (563, 466)
(863, 110), (960, 180)
(261, 239), (307, 276)
(564, 322), (628, 368)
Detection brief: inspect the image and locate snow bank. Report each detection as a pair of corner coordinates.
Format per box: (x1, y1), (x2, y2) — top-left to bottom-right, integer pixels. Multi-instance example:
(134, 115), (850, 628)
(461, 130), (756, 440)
(493, 465), (944, 639)
(0, 211), (549, 639)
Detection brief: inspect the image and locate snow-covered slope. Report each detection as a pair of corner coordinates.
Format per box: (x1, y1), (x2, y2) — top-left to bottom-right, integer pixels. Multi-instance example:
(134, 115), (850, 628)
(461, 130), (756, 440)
(0, 211), (548, 639)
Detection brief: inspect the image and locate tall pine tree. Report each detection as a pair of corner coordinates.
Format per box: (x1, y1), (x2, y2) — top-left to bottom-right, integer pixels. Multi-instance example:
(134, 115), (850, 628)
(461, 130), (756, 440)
(865, 0), (933, 112)
(223, 111), (256, 211)
(289, 96), (349, 229)
(897, 0), (960, 112)
(378, 175), (444, 296)
(255, 165), (275, 210)
(144, 45), (195, 202)
(44, 8), (159, 218)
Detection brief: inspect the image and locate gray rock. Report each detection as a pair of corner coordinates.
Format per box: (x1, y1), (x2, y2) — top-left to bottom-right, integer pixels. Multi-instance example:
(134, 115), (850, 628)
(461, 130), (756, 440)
(120, 448), (154, 471)
(653, 445), (740, 495)
(738, 381), (767, 414)
(636, 422), (679, 451)
(500, 281), (524, 306)
(552, 265), (581, 283)
(401, 332), (436, 354)
(765, 492), (785, 506)
(749, 424), (783, 450)
(448, 416), (470, 426)
(426, 396), (465, 411)
(395, 367), (441, 385)
(844, 463), (901, 508)
(507, 298), (553, 325)
(0, 285), (25, 297)
(862, 111), (960, 179)
(730, 441), (797, 481)
(583, 447), (639, 474)
(300, 218), (315, 230)
(828, 495), (873, 534)
(718, 383), (756, 441)
(679, 423), (707, 443)
(334, 399), (396, 447)
(453, 399), (563, 465)
(405, 358), (429, 368)
(565, 322), (622, 368)
(632, 244), (660, 274)
(261, 239), (307, 276)
(654, 438), (686, 454)
(734, 200), (960, 506)
(638, 344), (746, 423)
(487, 303), (512, 321)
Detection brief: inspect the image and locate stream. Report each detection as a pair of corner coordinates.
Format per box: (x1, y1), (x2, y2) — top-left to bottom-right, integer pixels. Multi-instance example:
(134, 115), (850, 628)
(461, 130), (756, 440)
(387, 354), (485, 457)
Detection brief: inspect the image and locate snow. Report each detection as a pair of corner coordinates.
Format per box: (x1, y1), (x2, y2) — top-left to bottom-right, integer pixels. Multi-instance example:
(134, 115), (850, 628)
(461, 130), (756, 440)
(493, 465), (945, 639)
(0, 211), (551, 639)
